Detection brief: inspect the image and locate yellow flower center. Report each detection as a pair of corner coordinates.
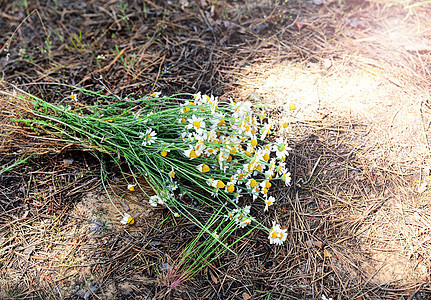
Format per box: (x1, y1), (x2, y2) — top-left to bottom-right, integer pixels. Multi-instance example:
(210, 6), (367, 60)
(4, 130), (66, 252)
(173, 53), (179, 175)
(181, 118), (186, 123)
(217, 119), (225, 126)
(289, 103), (296, 111)
(227, 184), (235, 193)
(251, 139), (257, 147)
(127, 217), (135, 225)
(193, 121), (201, 129)
(201, 164), (210, 173)
(216, 180), (225, 189)
(161, 150), (168, 157)
(263, 153), (270, 161)
(250, 179), (257, 188)
(278, 232), (283, 240)
(282, 122), (288, 128)
(189, 150), (198, 158)
(270, 231), (277, 239)
(265, 181), (271, 189)
(169, 171), (175, 178)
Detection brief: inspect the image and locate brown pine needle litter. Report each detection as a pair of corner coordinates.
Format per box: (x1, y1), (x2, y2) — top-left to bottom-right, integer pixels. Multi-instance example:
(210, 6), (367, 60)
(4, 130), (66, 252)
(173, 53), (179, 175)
(1, 0), (431, 299)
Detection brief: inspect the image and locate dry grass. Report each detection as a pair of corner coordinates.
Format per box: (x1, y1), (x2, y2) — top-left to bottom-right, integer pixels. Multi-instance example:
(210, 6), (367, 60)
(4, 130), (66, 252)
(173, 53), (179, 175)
(1, 0), (431, 299)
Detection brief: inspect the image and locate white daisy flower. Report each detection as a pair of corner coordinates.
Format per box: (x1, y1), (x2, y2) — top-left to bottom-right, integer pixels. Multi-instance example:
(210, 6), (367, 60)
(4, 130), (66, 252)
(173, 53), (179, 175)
(149, 195), (165, 207)
(260, 122), (273, 140)
(187, 115), (206, 133)
(233, 189), (243, 204)
(127, 184), (136, 191)
(120, 213), (135, 225)
(140, 128), (157, 146)
(273, 137), (291, 161)
(281, 171), (292, 186)
(268, 221), (287, 245)
(227, 205), (251, 228)
(264, 196), (275, 212)
(151, 91), (161, 98)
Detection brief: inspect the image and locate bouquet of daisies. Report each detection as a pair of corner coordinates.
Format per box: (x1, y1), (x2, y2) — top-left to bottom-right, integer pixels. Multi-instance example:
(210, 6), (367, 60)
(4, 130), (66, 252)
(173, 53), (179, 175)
(5, 87), (293, 284)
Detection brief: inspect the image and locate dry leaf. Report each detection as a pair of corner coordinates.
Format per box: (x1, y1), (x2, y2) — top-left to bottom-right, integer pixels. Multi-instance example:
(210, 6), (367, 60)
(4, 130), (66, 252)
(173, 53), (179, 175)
(23, 245), (35, 256)
(242, 292), (252, 300)
(209, 270), (218, 284)
(305, 240), (323, 248)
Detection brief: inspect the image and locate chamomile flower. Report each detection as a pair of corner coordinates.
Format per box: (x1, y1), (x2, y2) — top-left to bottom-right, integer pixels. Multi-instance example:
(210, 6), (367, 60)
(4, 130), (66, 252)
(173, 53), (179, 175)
(273, 137), (291, 161)
(184, 146), (199, 159)
(233, 189), (243, 203)
(180, 101), (195, 113)
(193, 92), (203, 102)
(204, 145), (217, 156)
(218, 150), (230, 169)
(197, 164), (210, 173)
(265, 158), (277, 179)
(187, 115), (206, 133)
(151, 91), (161, 98)
(280, 119), (289, 132)
(127, 184), (136, 192)
(140, 129), (157, 146)
(160, 149), (170, 157)
(167, 182), (178, 191)
(227, 205), (251, 228)
(194, 139), (206, 157)
(149, 195), (164, 207)
(281, 171), (292, 186)
(120, 213), (135, 225)
(260, 180), (272, 195)
(232, 101), (252, 119)
(168, 168), (176, 179)
(251, 186), (260, 201)
(240, 217), (251, 227)
(207, 129), (218, 143)
(70, 92), (77, 101)
(264, 196), (275, 212)
(268, 221), (287, 245)
(210, 179), (225, 190)
(246, 178), (258, 190)
(261, 122), (273, 140)
(225, 181), (235, 193)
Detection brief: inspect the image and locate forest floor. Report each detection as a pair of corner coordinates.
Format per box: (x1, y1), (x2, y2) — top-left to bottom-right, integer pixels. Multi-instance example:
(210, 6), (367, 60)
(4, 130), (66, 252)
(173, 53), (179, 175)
(1, 0), (431, 299)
